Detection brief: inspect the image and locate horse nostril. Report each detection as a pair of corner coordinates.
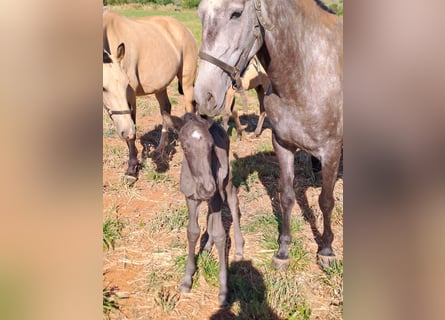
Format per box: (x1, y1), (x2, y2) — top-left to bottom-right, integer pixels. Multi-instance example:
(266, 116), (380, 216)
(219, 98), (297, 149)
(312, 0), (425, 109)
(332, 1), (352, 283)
(206, 92), (215, 106)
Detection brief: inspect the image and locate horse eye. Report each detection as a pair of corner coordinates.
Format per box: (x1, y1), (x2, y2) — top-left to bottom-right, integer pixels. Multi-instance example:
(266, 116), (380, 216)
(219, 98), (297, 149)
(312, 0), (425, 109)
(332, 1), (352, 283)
(230, 9), (243, 20)
(103, 87), (107, 92)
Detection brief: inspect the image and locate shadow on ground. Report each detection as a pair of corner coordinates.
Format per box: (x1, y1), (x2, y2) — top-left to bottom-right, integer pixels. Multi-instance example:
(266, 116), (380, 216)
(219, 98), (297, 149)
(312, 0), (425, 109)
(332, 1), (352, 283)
(231, 150), (343, 260)
(209, 260), (281, 320)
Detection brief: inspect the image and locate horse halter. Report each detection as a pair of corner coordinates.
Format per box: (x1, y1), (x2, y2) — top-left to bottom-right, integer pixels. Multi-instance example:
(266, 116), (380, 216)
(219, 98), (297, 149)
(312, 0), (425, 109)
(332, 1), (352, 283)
(198, 0), (273, 90)
(103, 104), (132, 118)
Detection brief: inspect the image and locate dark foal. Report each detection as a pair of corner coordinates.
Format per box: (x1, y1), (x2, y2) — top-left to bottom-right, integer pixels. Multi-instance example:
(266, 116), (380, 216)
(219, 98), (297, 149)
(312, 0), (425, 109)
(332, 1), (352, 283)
(165, 113), (244, 306)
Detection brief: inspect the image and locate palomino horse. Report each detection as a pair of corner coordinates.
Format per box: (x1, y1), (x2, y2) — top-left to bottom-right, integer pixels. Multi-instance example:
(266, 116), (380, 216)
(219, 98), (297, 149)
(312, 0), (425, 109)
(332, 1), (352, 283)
(103, 9), (198, 178)
(194, 0), (343, 268)
(222, 55), (270, 138)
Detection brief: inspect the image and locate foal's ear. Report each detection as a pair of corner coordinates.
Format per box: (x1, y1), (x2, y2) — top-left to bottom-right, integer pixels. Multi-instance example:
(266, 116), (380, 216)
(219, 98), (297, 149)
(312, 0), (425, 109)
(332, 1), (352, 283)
(116, 43), (125, 61)
(163, 112), (184, 132)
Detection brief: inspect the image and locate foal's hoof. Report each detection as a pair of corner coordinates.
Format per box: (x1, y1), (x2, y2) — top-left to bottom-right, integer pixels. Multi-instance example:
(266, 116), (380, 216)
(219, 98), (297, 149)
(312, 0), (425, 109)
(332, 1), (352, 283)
(317, 250), (337, 269)
(123, 175), (138, 185)
(271, 256), (290, 270)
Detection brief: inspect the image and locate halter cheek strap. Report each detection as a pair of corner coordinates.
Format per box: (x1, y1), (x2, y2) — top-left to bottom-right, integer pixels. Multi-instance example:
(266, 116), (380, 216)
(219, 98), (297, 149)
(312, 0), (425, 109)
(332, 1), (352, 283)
(198, 0), (273, 89)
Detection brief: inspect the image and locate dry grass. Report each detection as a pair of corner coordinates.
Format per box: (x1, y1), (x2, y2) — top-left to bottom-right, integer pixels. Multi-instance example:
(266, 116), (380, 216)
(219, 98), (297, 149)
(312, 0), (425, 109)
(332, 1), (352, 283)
(103, 7), (343, 320)
(103, 83), (343, 319)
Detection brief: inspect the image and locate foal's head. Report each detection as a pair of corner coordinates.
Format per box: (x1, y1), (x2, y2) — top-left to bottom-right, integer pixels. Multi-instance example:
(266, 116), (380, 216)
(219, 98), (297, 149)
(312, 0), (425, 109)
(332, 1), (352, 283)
(103, 43), (135, 141)
(170, 113), (217, 201)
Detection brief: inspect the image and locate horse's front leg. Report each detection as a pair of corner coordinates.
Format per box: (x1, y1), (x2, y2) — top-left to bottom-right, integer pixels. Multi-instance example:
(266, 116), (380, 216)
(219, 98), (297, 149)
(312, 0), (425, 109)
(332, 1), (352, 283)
(180, 198), (201, 293)
(271, 132), (296, 270)
(125, 86), (139, 179)
(155, 90), (172, 155)
(125, 138), (139, 179)
(208, 196), (228, 306)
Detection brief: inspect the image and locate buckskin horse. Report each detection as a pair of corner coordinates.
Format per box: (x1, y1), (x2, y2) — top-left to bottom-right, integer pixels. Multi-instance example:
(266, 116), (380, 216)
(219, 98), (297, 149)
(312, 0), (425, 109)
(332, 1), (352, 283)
(103, 9), (198, 179)
(222, 55), (270, 138)
(193, 0), (343, 268)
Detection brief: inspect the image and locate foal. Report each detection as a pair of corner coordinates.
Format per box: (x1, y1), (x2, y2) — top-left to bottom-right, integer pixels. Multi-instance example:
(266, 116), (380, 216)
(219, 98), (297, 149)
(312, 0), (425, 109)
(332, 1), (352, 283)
(165, 113), (244, 306)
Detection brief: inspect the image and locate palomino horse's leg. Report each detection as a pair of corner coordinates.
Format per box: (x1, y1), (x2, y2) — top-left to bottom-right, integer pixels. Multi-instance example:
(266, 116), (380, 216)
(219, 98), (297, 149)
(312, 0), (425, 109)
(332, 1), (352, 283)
(155, 90), (172, 154)
(232, 107), (248, 139)
(222, 87), (235, 132)
(180, 198), (201, 293)
(254, 86), (266, 137)
(125, 86), (138, 179)
(125, 139), (138, 178)
(208, 195), (228, 306)
(317, 145), (342, 268)
(179, 72), (195, 114)
(271, 132), (297, 270)
(225, 182), (244, 261)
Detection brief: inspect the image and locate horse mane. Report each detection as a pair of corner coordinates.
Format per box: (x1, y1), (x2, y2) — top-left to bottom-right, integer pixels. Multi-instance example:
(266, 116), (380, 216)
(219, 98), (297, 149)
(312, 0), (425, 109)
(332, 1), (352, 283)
(314, 0), (336, 14)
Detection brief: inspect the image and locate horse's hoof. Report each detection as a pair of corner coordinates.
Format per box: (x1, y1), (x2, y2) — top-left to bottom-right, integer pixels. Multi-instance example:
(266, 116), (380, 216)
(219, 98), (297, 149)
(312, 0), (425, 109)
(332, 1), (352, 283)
(179, 283), (191, 293)
(123, 175), (138, 185)
(271, 256), (290, 270)
(317, 253), (337, 269)
(233, 253), (243, 262)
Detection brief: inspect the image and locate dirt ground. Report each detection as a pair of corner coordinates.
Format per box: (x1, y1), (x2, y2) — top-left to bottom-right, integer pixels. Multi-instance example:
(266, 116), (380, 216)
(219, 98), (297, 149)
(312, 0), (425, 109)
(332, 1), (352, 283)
(103, 84), (343, 319)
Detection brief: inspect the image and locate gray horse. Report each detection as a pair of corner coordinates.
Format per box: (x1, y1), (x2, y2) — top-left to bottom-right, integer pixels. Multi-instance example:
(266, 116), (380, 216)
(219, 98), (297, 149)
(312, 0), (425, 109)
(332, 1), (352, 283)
(193, 0), (343, 269)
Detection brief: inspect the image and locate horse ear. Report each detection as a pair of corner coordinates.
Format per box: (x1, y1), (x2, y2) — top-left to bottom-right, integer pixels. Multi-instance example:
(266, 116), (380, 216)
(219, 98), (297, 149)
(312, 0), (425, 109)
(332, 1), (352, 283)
(163, 112), (184, 132)
(116, 43), (125, 61)
(103, 50), (112, 63)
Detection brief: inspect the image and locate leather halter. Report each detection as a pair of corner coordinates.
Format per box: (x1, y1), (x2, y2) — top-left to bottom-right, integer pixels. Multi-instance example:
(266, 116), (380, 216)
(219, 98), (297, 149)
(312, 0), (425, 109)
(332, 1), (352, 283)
(103, 104), (132, 117)
(198, 0), (273, 89)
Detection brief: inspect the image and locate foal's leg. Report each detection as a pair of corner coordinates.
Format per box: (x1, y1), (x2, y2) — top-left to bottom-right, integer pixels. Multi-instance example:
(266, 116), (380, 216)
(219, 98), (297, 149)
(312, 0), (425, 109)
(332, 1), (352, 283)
(271, 132), (297, 269)
(125, 87), (139, 178)
(317, 145), (342, 268)
(225, 182), (244, 261)
(180, 198), (201, 293)
(208, 196), (228, 306)
(155, 90), (172, 154)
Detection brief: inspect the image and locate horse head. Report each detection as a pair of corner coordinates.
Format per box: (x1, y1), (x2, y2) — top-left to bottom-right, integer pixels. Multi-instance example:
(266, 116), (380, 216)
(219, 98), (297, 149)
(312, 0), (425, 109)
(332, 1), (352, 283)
(166, 113), (217, 201)
(102, 43), (135, 141)
(194, 0), (269, 117)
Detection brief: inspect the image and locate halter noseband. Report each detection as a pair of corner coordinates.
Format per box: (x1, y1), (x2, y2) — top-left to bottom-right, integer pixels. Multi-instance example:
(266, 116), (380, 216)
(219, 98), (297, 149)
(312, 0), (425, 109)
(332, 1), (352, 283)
(103, 104), (132, 117)
(198, 0), (273, 89)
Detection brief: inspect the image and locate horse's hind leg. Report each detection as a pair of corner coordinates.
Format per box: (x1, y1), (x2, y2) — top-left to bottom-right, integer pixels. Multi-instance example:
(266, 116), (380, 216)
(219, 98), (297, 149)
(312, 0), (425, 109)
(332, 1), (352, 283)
(155, 90), (172, 154)
(317, 145), (342, 268)
(180, 198), (201, 293)
(254, 86), (266, 137)
(271, 132), (297, 270)
(225, 182), (244, 261)
(208, 197), (228, 306)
